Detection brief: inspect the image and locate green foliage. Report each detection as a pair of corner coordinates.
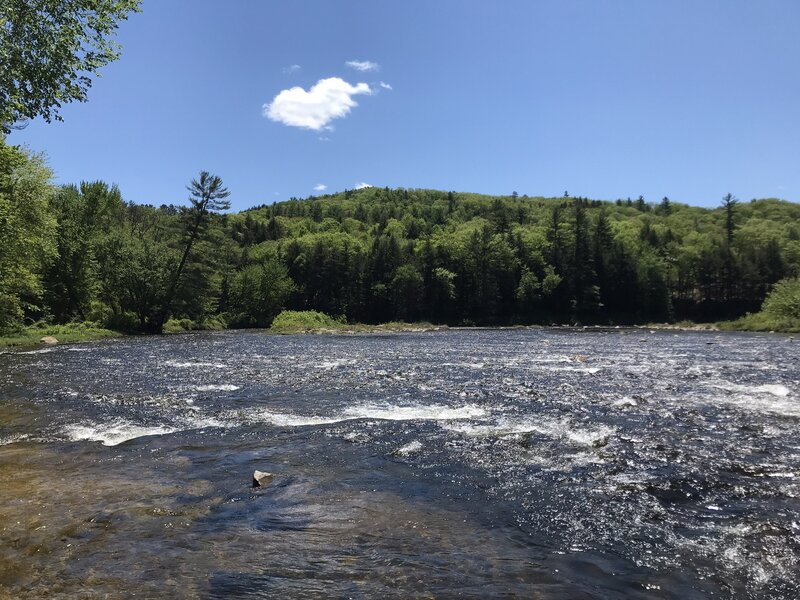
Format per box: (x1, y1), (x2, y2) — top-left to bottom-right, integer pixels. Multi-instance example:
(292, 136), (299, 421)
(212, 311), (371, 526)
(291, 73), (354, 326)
(44, 181), (123, 321)
(0, 322), (117, 347)
(0, 291), (22, 329)
(96, 226), (176, 332)
(428, 267), (457, 322)
(718, 278), (800, 332)
(719, 312), (800, 333)
(270, 310), (346, 333)
(761, 278), (800, 320)
(1, 0), (141, 132)
(390, 264), (423, 321)
(0, 140), (56, 330)
(163, 315), (227, 333)
(516, 269), (541, 312)
(227, 259), (295, 327)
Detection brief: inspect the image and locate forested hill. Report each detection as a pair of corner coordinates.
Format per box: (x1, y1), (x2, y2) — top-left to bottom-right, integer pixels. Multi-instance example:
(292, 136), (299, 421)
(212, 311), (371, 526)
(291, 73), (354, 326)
(2, 140), (799, 333)
(231, 187), (799, 326)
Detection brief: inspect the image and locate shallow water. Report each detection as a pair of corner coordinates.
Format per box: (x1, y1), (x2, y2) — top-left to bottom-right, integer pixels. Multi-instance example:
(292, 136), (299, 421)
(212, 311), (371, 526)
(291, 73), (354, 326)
(1, 329), (798, 599)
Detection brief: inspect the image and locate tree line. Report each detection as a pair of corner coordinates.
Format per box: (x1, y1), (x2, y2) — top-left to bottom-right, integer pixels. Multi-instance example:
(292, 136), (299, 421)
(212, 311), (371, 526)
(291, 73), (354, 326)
(2, 139), (799, 333)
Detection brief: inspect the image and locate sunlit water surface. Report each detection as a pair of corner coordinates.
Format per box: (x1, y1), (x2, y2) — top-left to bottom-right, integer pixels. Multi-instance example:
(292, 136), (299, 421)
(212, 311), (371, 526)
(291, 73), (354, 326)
(0, 329), (798, 599)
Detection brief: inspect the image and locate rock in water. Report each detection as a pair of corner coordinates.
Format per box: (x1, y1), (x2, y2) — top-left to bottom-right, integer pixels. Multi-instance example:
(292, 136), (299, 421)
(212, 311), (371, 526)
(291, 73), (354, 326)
(40, 336), (58, 345)
(252, 470), (273, 487)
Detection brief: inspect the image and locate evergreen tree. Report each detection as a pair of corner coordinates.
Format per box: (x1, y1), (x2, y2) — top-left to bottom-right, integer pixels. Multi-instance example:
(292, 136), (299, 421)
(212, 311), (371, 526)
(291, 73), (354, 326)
(155, 172), (230, 332)
(721, 193), (738, 246)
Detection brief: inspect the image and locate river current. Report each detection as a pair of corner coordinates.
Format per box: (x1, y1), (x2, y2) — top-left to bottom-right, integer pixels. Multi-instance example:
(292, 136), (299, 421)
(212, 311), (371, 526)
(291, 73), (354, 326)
(0, 329), (798, 599)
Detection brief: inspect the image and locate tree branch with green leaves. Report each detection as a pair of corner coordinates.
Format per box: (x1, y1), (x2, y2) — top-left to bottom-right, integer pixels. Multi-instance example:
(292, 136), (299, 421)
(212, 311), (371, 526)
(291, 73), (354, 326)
(0, 0), (141, 132)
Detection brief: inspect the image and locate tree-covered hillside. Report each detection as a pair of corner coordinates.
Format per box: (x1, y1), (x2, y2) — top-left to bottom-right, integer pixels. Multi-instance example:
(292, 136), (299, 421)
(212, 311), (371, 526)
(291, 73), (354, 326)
(234, 187), (798, 326)
(2, 139), (799, 333)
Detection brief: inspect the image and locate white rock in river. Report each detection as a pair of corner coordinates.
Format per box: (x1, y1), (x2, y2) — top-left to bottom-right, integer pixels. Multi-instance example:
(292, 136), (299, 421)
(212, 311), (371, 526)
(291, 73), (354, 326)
(252, 470), (273, 487)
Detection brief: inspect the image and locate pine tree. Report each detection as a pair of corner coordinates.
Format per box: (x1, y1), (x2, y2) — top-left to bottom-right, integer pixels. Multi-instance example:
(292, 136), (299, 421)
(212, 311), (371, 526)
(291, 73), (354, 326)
(155, 172), (230, 332)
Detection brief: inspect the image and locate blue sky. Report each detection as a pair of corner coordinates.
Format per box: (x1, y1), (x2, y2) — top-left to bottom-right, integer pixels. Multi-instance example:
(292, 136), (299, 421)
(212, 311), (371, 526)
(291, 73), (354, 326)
(9, 0), (800, 210)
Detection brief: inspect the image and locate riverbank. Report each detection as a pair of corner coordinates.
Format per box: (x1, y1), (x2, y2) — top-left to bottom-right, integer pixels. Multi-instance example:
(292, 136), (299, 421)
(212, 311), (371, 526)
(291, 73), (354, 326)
(717, 315), (800, 334)
(0, 323), (118, 347)
(267, 310), (440, 334)
(0, 318), (225, 348)
(265, 310), (727, 336)
(272, 322), (447, 334)
(641, 321), (719, 332)
(2, 316), (796, 348)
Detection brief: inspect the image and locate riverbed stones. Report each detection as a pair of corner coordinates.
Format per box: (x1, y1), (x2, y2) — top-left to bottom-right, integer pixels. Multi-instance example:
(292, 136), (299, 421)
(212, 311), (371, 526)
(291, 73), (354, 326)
(252, 470), (273, 487)
(40, 336), (58, 345)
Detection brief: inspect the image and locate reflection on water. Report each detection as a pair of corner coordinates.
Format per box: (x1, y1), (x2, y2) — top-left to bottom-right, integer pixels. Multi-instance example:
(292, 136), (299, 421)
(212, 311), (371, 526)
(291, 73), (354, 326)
(0, 329), (798, 598)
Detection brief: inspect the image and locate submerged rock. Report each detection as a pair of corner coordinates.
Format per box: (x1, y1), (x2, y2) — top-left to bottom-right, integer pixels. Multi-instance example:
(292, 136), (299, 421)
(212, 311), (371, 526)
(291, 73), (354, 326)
(252, 470), (273, 487)
(40, 336), (58, 345)
(613, 396), (638, 408)
(392, 440), (423, 457)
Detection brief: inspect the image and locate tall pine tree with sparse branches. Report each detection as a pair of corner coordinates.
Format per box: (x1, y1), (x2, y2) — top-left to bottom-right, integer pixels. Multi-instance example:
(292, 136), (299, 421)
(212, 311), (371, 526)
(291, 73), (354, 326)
(153, 171), (230, 332)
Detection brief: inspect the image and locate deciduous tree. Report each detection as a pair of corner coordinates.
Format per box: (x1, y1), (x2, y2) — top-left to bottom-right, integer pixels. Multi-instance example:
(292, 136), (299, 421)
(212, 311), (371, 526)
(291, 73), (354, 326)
(1, 0), (141, 132)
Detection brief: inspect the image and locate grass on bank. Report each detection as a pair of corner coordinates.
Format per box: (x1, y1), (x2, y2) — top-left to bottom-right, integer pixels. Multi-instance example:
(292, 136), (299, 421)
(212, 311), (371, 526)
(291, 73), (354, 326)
(719, 277), (800, 333)
(163, 316), (227, 333)
(718, 314), (800, 333)
(0, 323), (119, 347)
(269, 310), (442, 334)
(0, 316), (227, 347)
(269, 310), (794, 336)
(269, 310), (346, 333)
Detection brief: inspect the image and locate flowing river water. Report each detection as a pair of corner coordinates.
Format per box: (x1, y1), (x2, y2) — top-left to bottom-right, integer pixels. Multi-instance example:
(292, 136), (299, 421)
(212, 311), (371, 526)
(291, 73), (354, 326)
(0, 329), (798, 599)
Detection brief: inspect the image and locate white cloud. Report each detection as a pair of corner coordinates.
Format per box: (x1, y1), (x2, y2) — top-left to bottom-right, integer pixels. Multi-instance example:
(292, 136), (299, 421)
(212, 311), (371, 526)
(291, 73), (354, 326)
(264, 77), (372, 131)
(355, 182), (372, 190)
(379, 81), (393, 90)
(313, 184), (327, 192)
(283, 64), (301, 74)
(346, 60), (379, 72)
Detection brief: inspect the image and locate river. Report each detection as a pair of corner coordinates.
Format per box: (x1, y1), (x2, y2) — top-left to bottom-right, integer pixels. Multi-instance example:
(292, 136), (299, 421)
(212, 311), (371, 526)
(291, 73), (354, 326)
(0, 329), (797, 599)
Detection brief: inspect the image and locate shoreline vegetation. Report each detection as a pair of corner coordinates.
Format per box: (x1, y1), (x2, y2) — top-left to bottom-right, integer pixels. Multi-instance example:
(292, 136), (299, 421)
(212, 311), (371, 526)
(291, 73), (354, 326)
(3, 139), (800, 340)
(717, 317), (800, 334)
(0, 318), (222, 348)
(267, 311), (798, 335)
(0, 323), (118, 347)
(269, 310), (444, 334)
(3, 310), (796, 348)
